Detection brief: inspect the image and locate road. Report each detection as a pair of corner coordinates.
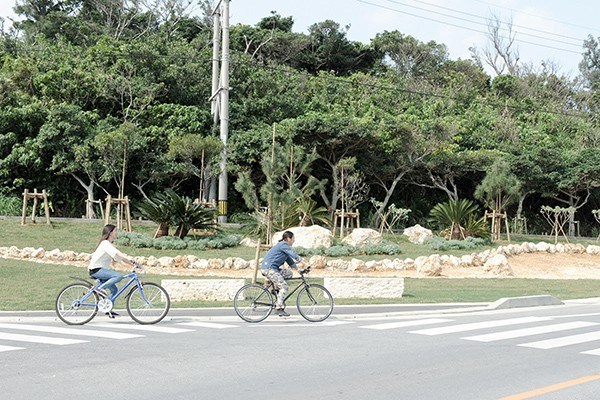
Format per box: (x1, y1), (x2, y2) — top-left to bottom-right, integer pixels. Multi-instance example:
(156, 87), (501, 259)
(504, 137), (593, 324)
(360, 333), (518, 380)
(1, 300), (600, 400)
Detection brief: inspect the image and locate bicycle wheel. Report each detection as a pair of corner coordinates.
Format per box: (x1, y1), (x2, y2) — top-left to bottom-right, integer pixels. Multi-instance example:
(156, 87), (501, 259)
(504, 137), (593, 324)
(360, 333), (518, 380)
(55, 283), (98, 325)
(234, 283), (273, 323)
(126, 282), (170, 324)
(296, 284), (334, 322)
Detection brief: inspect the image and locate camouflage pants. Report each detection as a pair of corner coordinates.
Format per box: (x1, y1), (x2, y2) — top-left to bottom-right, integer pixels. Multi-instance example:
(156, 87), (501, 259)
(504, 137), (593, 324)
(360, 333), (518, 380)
(262, 268), (293, 309)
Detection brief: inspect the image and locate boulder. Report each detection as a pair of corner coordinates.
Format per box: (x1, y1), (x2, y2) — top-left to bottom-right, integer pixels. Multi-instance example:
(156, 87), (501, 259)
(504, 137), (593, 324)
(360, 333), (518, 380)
(483, 254), (514, 277)
(341, 228), (382, 247)
(403, 224), (433, 244)
(273, 225), (333, 249)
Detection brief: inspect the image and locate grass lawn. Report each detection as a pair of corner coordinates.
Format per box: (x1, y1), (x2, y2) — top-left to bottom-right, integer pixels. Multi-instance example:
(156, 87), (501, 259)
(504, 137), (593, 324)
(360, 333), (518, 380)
(1, 218), (599, 311)
(1, 258), (599, 311)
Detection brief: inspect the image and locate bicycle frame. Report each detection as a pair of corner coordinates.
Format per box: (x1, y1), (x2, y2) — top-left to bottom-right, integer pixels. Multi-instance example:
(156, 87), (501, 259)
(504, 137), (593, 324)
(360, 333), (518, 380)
(79, 270), (148, 306)
(270, 274), (312, 306)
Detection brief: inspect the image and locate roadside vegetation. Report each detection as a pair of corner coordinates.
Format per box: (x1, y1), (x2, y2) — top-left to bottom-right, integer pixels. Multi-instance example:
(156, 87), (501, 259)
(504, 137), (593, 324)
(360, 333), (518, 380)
(1, 219), (599, 311)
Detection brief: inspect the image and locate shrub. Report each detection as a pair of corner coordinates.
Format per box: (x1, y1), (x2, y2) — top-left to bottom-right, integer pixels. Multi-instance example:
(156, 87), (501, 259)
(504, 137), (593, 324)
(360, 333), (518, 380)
(425, 236), (489, 251)
(325, 245), (354, 257)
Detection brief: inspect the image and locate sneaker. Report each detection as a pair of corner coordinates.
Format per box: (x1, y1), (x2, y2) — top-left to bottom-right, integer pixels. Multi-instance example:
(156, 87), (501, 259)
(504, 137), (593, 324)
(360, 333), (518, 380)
(95, 288), (109, 298)
(276, 309), (290, 317)
(105, 311), (119, 318)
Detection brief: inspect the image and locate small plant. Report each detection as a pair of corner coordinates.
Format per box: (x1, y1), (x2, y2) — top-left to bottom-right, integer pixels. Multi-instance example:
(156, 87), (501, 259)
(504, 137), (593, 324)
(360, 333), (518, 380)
(429, 199), (484, 239)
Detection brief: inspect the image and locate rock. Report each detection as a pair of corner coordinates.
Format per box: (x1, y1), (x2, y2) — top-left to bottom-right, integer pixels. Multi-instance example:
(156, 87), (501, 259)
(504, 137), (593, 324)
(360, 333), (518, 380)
(535, 242), (551, 252)
(586, 245), (600, 255)
(157, 256), (174, 268)
(273, 225), (333, 249)
(403, 224), (433, 244)
(416, 255), (442, 277)
(341, 228), (382, 247)
(309, 255), (327, 269)
(240, 237), (259, 247)
(483, 254), (514, 277)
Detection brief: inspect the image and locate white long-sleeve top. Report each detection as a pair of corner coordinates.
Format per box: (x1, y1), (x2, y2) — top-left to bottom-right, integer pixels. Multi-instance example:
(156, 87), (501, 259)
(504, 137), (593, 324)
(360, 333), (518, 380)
(88, 240), (123, 270)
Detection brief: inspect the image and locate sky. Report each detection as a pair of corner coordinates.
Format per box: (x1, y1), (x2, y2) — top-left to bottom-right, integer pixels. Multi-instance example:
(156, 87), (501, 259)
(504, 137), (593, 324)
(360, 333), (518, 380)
(1, 0), (599, 77)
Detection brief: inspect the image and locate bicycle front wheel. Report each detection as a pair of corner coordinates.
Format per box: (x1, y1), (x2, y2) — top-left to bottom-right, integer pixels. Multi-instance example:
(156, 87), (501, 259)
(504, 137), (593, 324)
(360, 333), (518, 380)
(56, 283), (98, 325)
(126, 283), (170, 324)
(234, 283), (273, 323)
(297, 284), (334, 322)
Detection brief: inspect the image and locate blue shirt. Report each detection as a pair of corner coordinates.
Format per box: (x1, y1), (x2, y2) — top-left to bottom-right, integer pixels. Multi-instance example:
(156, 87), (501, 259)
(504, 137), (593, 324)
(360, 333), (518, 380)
(261, 240), (302, 273)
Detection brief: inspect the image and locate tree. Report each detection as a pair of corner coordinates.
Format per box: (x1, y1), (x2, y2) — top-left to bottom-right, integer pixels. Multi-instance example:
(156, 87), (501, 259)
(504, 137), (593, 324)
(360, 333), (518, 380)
(168, 134), (222, 202)
(371, 30), (448, 80)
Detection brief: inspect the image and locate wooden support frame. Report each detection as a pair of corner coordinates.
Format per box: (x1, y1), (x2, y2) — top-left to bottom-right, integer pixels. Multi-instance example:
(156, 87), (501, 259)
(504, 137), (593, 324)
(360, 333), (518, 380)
(485, 210), (511, 242)
(21, 189), (51, 225)
(104, 195), (132, 232)
(332, 209), (360, 238)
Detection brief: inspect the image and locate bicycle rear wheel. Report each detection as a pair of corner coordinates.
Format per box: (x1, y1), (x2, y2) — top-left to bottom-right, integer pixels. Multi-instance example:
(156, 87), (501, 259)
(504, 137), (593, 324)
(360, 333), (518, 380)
(56, 283), (98, 325)
(234, 283), (273, 323)
(296, 284), (334, 322)
(126, 282), (170, 324)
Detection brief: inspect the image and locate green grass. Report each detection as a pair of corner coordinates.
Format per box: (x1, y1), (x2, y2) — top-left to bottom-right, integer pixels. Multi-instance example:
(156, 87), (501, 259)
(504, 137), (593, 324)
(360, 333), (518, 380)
(1, 218), (599, 311)
(1, 258), (599, 311)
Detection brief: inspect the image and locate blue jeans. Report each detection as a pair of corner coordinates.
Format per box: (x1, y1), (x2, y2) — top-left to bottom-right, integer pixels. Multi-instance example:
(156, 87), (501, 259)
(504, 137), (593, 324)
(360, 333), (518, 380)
(90, 268), (123, 298)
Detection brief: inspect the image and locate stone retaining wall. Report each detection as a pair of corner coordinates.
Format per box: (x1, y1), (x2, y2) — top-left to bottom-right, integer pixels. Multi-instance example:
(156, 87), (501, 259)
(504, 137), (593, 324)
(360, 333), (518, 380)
(324, 277), (404, 298)
(161, 279), (244, 302)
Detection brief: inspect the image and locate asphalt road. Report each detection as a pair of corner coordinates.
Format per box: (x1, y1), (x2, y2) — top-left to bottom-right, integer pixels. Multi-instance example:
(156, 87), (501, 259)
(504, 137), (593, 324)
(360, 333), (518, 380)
(1, 300), (600, 400)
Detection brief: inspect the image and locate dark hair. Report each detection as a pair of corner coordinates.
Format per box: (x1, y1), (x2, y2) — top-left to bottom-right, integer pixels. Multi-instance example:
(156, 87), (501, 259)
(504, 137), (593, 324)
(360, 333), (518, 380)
(97, 224), (117, 248)
(280, 231), (294, 242)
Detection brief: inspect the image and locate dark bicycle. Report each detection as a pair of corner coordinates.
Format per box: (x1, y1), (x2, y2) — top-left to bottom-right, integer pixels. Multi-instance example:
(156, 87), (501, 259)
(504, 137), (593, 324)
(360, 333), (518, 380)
(233, 267), (333, 323)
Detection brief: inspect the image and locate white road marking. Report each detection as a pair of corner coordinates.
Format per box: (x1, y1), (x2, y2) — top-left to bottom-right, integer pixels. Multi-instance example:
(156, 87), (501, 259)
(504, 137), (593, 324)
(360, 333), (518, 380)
(0, 332), (87, 345)
(519, 331), (600, 349)
(0, 323), (143, 339)
(410, 317), (552, 336)
(360, 318), (453, 330)
(90, 323), (194, 334)
(177, 321), (239, 329)
(463, 321), (599, 342)
(0, 345), (25, 352)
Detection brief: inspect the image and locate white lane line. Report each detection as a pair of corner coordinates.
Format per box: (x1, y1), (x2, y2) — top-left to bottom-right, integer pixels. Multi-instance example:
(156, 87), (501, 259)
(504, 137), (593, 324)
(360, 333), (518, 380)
(463, 321), (600, 342)
(0, 345), (25, 352)
(0, 323), (143, 340)
(360, 318), (453, 330)
(519, 331), (600, 349)
(0, 332), (87, 345)
(249, 320), (353, 327)
(581, 348), (600, 356)
(177, 322), (238, 329)
(409, 317), (552, 336)
(90, 323), (194, 334)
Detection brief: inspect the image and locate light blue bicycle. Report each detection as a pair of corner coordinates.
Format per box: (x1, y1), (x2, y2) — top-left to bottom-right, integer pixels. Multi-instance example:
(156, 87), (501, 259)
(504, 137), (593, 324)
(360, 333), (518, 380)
(55, 264), (170, 325)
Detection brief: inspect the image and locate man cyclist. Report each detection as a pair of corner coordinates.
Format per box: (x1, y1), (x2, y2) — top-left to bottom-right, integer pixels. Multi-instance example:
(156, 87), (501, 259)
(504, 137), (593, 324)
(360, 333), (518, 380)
(261, 231), (305, 317)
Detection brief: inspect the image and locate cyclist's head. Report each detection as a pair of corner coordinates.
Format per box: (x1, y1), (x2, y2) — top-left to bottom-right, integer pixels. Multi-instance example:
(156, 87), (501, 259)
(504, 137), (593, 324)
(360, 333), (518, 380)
(98, 224), (117, 246)
(280, 231), (294, 243)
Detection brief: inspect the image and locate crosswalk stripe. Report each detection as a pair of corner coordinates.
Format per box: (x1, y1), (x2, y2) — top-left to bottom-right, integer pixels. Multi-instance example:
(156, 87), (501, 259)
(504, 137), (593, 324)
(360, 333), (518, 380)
(409, 317), (552, 336)
(581, 348), (600, 356)
(360, 318), (453, 330)
(0, 332), (87, 345)
(177, 321), (238, 329)
(463, 321), (600, 342)
(250, 320), (353, 327)
(0, 323), (143, 339)
(519, 331), (600, 349)
(90, 323), (194, 334)
(0, 345), (25, 352)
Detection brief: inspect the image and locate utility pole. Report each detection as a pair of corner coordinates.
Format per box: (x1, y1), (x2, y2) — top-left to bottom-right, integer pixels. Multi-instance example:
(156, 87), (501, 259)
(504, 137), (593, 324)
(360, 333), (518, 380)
(209, 0), (230, 223)
(218, 0), (230, 223)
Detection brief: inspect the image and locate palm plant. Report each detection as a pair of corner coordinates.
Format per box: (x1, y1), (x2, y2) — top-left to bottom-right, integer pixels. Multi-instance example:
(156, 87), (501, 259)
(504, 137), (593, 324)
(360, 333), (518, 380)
(429, 199), (484, 239)
(293, 198), (331, 227)
(137, 193), (175, 238)
(163, 189), (217, 238)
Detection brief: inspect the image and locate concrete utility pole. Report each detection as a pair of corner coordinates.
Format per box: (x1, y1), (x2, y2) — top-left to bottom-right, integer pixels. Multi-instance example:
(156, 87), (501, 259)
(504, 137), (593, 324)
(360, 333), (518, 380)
(218, 0), (230, 223)
(209, 0), (230, 223)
